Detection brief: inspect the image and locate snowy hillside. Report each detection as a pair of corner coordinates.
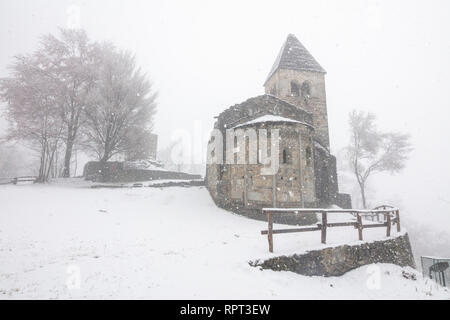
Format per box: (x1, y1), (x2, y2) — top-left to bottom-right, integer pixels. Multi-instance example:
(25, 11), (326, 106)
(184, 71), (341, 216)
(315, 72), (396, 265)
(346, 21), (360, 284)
(0, 182), (449, 299)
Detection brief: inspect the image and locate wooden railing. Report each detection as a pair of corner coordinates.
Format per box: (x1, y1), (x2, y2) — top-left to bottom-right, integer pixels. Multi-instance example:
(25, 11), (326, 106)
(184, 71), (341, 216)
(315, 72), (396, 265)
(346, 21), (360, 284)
(261, 207), (400, 253)
(12, 176), (37, 184)
(0, 176), (37, 185)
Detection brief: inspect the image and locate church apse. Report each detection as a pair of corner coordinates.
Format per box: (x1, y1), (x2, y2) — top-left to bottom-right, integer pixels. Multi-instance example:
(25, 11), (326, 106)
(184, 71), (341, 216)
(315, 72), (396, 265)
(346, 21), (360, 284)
(206, 34), (351, 224)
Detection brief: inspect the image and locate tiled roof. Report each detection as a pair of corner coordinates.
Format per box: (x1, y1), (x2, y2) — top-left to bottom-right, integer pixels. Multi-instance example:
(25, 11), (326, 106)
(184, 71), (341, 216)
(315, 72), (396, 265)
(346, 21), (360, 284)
(265, 34), (326, 84)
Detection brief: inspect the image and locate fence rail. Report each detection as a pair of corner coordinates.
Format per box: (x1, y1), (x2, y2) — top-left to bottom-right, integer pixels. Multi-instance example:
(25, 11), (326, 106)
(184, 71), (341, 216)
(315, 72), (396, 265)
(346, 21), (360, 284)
(0, 176), (37, 185)
(421, 256), (450, 288)
(261, 207), (400, 253)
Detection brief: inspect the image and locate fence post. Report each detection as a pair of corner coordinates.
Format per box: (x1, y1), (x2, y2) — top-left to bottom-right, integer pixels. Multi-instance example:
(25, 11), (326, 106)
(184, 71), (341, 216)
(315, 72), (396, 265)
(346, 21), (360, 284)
(321, 212), (327, 244)
(396, 210), (401, 232)
(386, 212), (391, 237)
(267, 211), (274, 253)
(357, 213), (363, 241)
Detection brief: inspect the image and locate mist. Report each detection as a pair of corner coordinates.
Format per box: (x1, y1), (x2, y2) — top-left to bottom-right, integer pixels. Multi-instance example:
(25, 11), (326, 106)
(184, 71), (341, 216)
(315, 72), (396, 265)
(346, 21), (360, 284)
(0, 0), (449, 300)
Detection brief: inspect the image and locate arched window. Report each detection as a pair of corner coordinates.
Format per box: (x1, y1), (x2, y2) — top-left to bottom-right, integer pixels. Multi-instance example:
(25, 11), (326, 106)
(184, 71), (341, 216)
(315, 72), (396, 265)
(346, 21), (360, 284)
(290, 81), (300, 97)
(282, 149), (290, 164)
(301, 81), (311, 99)
(306, 146), (312, 166)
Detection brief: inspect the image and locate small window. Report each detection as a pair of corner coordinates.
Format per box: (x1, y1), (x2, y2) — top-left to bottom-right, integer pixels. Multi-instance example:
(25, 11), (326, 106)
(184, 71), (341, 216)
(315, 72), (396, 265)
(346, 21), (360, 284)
(282, 149), (290, 164)
(290, 81), (300, 97)
(301, 81), (311, 99)
(306, 146), (312, 166)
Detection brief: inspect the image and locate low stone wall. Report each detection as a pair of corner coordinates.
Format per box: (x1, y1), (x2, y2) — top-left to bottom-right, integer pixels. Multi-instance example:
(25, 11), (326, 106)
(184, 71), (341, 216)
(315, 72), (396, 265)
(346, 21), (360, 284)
(114, 169), (202, 183)
(335, 193), (352, 209)
(91, 179), (205, 189)
(84, 161), (202, 183)
(207, 187), (318, 226)
(229, 205), (318, 226)
(147, 180), (205, 188)
(251, 233), (415, 277)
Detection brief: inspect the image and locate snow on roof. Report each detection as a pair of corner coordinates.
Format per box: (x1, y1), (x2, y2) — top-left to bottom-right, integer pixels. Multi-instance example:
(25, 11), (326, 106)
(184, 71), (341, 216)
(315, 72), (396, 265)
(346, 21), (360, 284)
(123, 159), (167, 171)
(264, 34), (326, 85)
(232, 115), (310, 129)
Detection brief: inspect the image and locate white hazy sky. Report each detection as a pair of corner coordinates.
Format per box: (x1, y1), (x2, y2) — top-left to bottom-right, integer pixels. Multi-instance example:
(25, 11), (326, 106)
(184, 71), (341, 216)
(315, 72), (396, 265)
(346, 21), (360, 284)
(1, 0), (450, 228)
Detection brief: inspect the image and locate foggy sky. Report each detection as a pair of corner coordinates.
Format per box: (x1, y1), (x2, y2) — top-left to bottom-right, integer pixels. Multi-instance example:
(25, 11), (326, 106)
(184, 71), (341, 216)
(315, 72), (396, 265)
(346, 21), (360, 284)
(1, 0), (450, 228)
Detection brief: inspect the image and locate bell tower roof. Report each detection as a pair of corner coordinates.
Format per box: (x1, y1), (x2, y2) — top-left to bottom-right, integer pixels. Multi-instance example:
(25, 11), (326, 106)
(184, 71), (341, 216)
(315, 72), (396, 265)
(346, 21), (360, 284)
(264, 34), (326, 85)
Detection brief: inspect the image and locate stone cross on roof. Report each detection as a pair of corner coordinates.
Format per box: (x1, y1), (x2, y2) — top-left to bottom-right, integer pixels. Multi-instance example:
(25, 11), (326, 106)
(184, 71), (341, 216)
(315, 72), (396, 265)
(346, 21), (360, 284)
(264, 34), (326, 85)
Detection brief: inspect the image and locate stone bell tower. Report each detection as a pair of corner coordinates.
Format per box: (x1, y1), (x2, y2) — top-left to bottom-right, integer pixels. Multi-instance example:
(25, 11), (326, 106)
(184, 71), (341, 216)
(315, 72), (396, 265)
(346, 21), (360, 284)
(264, 34), (330, 150)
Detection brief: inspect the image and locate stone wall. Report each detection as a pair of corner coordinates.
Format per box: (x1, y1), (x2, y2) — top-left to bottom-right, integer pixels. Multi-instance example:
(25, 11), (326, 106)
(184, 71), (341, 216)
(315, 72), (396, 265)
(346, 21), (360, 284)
(313, 144), (352, 209)
(264, 69), (330, 149)
(263, 67), (352, 209)
(335, 193), (352, 210)
(214, 95), (313, 131)
(84, 161), (201, 183)
(223, 123), (316, 209)
(113, 169), (202, 183)
(251, 233), (415, 277)
(206, 95), (319, 218)
(206, 93), (351, 222)
(206, 119), (319, 225)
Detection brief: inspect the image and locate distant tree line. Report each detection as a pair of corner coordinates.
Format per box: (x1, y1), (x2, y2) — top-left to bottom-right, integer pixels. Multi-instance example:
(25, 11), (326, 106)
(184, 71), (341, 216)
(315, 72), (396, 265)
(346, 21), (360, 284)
(0, 29), (156, 182)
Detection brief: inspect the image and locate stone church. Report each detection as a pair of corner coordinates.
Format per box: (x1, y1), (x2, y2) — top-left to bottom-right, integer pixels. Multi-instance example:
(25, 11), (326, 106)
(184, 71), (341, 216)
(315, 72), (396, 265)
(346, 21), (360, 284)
(206, 34), (351, 219)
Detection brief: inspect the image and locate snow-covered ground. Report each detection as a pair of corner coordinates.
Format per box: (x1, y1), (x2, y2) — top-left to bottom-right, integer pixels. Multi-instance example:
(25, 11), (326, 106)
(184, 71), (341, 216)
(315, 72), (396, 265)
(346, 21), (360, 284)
(0, 182), (449, 299)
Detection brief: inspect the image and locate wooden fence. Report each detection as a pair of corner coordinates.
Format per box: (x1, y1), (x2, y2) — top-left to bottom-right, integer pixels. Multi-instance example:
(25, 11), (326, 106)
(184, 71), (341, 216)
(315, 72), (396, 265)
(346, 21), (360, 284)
(261, 207), (400, 253)
(0, 176), (37, 185)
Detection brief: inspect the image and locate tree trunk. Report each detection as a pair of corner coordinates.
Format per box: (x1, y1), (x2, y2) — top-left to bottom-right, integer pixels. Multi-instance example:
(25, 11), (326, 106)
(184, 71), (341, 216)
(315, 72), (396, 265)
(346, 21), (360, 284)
(97, 152), (111, 182)
(62, 134), (75, 178)
(73, 148), (78, 177)
(62, 141), (73, 177)
(44, 144), (57, 182)
(37, 140), (48, 183)
(359, 182), (367, 209)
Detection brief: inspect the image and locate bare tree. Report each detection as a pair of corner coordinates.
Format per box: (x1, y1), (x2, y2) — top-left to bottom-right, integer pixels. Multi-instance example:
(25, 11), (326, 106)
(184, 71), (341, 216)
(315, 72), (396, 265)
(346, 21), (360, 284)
(122, 128), (157, 161)
(0, 54), (65, 182)
(82, 44), (156, 167)
(345, 110), (412, 208)
(37, 29), (96, 177)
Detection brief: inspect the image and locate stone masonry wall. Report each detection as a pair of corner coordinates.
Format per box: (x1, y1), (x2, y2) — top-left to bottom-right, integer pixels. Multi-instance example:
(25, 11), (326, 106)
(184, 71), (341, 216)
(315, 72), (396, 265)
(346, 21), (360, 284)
(226, 123), (316, 209)
(85, 161), (201, 183)
(264, 69), (330, 149)
(206, 120), (319, 226)
(251, 233), (415, 277)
